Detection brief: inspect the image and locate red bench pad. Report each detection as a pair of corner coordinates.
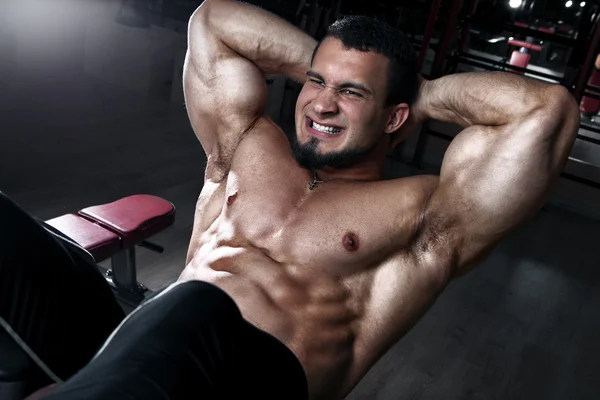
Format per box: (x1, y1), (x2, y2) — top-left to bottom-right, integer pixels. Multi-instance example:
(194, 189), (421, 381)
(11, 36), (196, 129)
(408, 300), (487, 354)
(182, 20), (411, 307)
(45, 214), (121, 262)
(78, 194), (175, 248)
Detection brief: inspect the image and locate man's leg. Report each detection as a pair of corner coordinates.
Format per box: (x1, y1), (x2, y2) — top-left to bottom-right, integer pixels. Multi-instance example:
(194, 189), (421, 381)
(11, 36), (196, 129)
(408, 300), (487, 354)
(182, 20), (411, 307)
(43, 281), (309, 400)
(0, 191), (126, 392)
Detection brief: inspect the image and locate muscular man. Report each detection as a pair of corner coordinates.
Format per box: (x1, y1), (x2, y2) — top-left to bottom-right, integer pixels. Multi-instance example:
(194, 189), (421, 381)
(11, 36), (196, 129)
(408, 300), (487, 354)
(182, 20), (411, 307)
(174, 0), (579, 398)
(1, 0), (579, 399)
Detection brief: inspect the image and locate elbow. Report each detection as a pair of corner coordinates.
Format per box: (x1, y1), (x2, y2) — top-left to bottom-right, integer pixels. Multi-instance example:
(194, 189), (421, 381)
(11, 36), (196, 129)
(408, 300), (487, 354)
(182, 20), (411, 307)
(188, 2), (208, 34)
(534, 84), (577, 116)
(189, 0), (234, 42)
(189, 0), (220, 29)
(533, 85), (579, 141)
(552, 85), (579, 119)
(189, 0), (207, 21)
(187, 0), (224, 53)
(534, 85), (580, 166)
(552, 85), (580, 141)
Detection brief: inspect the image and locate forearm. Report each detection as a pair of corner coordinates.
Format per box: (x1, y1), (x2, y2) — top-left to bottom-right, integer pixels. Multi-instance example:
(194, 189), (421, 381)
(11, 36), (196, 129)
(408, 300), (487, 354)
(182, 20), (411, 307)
(196, 0), (317, 82)
(418, 71), (557, 128)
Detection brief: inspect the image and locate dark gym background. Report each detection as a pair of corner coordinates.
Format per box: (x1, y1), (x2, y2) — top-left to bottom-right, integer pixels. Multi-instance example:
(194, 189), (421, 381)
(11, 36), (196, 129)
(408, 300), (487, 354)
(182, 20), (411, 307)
(0, 0), (599, 398)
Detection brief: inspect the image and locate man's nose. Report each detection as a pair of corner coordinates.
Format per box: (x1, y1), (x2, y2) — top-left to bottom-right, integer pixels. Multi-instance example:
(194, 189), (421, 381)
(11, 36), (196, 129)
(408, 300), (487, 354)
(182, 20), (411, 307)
(313, 88), (339, 116)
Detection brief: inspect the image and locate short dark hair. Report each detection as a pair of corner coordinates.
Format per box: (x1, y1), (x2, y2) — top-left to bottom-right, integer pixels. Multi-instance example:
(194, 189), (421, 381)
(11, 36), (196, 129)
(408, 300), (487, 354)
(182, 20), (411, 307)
(311, 15), (418, 107)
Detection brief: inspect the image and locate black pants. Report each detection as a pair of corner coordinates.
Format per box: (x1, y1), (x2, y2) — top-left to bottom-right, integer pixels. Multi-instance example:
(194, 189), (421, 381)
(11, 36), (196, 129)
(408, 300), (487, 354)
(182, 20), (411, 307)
(0, 191), (308, 399)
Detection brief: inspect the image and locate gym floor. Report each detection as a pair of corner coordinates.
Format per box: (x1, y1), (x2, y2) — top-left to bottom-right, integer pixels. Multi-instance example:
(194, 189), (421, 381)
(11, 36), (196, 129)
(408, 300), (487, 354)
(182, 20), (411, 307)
(1, 69), (600, 399)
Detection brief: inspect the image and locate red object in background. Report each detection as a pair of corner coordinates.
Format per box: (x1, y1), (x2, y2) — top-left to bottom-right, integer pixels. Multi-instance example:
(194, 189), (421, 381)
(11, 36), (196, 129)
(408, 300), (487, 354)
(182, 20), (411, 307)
(513, 21), (555, 34)
(580, 55), (600, 116)
(556, 24), (572, 34)
(507, 39), (543, 74)
(508, 39), (543, 52)
(509, 51), (531, 70)
(538, 26), (555, 34)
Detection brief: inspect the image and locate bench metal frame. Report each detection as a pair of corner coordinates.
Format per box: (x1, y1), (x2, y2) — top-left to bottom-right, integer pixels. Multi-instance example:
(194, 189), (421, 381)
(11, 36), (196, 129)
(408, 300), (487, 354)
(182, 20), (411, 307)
(101, 239), (165, 307)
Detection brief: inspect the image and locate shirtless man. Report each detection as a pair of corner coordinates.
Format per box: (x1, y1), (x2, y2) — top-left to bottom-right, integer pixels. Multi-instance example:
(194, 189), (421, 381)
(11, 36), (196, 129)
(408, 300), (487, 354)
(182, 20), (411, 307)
(175, 0), (579, 398)
(1, 0), (579, 399)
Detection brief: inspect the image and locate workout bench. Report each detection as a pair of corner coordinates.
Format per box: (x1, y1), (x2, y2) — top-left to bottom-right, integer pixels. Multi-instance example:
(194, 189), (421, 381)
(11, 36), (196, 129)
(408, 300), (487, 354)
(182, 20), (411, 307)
(0, 194), (176, 400)
(45, 194), (176, 305)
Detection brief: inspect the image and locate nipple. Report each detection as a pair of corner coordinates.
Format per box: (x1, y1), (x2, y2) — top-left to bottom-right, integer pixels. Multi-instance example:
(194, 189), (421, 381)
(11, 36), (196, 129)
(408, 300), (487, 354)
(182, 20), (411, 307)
(342, 232), (360, 252)
(227, 192), (238, 206)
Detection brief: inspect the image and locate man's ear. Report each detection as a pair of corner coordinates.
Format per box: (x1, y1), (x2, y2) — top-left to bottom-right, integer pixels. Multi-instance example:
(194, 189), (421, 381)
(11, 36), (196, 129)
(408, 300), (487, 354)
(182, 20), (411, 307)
(384, 103), (410, 134)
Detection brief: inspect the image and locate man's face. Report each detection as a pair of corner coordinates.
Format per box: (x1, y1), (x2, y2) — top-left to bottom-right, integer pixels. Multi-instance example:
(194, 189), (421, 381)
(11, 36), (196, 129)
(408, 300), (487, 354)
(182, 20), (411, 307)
(293, 37), (392, 170)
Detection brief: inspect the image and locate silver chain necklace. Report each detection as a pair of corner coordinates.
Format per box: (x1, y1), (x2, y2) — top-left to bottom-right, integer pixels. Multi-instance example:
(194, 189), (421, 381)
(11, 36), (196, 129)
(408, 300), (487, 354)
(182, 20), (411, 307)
(308, 171), (331, 190)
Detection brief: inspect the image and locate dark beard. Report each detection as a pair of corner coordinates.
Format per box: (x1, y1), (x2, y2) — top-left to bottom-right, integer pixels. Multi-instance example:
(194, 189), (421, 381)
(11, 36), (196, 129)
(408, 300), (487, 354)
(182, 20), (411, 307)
(290, 133), (377, 170)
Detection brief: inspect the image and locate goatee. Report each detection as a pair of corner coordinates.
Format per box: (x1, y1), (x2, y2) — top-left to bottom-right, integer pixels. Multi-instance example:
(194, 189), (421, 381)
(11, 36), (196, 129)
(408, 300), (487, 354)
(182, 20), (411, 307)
(290, 132), (377, 170)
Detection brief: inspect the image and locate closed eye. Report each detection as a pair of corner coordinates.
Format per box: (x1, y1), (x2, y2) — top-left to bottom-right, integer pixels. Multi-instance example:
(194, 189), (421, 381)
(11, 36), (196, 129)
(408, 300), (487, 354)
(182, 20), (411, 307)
(310, 79), (325, 86)
(342, 89), (362, 97)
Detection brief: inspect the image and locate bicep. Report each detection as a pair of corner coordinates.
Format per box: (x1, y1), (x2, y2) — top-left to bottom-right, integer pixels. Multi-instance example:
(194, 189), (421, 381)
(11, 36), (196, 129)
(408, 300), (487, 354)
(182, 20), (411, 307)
(420, 95), (578, 275)
(183, 8), (268, 178)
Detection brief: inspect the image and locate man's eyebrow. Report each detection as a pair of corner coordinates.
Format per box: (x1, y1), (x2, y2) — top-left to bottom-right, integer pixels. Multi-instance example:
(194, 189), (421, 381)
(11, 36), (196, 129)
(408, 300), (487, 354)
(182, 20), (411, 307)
(306, 71), (324, 81)
(306, 70), (373, 95)
(338, 81), (373, 95)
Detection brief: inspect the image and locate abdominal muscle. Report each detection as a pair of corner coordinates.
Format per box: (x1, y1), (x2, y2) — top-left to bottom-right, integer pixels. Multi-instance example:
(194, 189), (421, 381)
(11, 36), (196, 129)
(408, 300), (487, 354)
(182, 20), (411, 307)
(178, 236), (374, 399)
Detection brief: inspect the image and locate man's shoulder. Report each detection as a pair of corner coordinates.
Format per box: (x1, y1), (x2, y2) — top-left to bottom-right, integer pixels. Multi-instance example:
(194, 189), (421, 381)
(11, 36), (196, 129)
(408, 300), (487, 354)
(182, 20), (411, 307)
(205, 117), (289, 181)
(397, 174), (439, 192)
(366, 173), (440, 251)
(381, 173), (439, 206)
(374, 173), (452, 290)
(380, 173), (455, 275)
(366, 173), (440, 226)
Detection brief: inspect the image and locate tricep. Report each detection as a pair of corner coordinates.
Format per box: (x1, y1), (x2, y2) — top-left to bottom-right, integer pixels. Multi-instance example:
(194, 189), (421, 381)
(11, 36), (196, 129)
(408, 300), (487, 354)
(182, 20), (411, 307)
(184, 4), (268, 175)
(418, 94), (578, 277)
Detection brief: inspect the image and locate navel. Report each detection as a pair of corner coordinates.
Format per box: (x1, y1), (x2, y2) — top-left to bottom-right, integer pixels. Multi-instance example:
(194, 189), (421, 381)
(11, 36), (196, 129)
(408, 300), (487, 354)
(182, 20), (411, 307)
(227, 192), (238, 206)
(342, 232), (360, 252)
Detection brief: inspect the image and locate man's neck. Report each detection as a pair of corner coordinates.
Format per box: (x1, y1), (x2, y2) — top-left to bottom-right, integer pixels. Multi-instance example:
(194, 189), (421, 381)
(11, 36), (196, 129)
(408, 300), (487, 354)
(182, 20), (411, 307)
(315, 140), (389, 183)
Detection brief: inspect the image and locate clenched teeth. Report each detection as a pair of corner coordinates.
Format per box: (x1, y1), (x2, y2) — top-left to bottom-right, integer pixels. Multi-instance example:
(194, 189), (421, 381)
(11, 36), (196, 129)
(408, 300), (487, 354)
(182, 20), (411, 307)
(311, 120), (343, 134)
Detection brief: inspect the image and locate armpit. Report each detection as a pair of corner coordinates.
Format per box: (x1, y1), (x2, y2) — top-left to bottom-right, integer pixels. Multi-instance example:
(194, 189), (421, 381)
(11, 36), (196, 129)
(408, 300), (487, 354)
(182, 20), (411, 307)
(410, 192), (459, 284)
(205, 157), (229, 183)
(204, 116), (262, 183)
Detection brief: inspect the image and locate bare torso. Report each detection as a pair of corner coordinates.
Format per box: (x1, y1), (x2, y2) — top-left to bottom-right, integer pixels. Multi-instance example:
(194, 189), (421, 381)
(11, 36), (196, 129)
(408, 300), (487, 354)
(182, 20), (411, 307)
(178, 119), (447, 399)
(177, 1), (576, 397)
